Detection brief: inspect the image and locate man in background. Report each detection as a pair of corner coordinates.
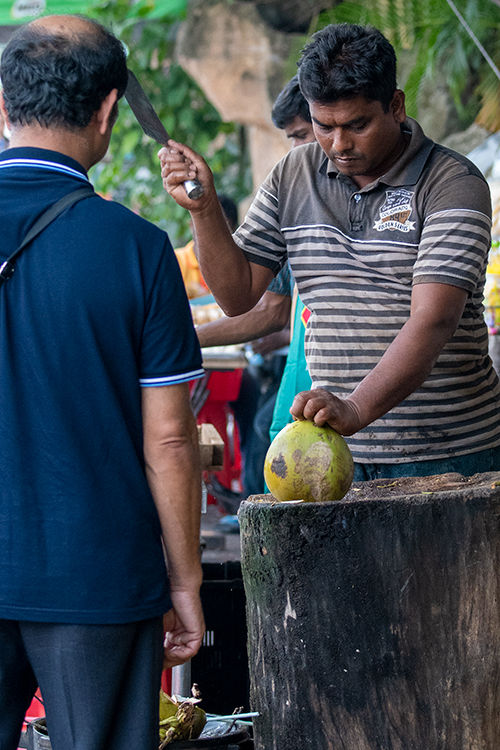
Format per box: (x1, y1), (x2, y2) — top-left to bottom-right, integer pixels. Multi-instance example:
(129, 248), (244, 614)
(0, 15), (204, 750)
(272, 73), (315, 146)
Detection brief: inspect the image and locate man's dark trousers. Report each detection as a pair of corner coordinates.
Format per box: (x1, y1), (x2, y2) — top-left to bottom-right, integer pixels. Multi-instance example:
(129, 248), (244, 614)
(0, 616), (163, 750)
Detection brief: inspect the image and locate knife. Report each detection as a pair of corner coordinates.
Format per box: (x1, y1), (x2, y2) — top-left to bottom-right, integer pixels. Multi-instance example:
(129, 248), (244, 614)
(125, 69), (204, 201)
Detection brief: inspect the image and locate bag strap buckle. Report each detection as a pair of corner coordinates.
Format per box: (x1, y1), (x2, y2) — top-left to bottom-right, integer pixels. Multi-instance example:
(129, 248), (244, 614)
(0, 261), (15, 282)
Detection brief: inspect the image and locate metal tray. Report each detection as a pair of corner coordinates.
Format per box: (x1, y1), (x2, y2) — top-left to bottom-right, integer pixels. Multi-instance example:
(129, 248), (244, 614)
(29, 715), (250, 749)
(167, 727), (249, 748)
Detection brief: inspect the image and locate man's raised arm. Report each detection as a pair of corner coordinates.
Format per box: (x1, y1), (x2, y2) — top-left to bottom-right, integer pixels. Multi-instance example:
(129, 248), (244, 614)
(159, 141), (273, 316)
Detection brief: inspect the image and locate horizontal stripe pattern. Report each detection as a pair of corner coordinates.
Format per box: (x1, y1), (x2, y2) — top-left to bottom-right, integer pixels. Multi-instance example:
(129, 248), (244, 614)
(234, 120), (500, 461)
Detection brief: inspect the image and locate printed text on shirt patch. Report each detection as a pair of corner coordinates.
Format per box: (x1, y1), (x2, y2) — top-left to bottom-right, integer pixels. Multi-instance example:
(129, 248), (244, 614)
(374, 189), (415, 233)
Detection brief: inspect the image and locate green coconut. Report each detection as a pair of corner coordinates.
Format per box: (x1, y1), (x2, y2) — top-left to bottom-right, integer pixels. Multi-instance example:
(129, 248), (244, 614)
(159, 690), (206, 743)
(264, 420), (354, 502)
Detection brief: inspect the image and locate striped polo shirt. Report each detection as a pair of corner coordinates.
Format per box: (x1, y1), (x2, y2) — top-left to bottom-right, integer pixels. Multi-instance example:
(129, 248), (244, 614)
(234, 118), (500, 463)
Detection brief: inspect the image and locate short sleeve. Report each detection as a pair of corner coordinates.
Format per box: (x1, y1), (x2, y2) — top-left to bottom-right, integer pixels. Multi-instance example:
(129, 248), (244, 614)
(413, 171), (492, 293)
(139, 240), (204, 386)
(233, 168), (288, 273)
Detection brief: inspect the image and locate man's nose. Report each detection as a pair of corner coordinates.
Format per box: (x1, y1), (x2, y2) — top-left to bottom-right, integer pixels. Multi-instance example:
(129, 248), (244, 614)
(332, 129), (353, 153)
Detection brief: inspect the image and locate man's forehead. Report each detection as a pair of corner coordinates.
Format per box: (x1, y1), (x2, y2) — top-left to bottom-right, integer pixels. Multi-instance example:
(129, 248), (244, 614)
(310, 96), (385, 124)
(285, 116), (313, 135)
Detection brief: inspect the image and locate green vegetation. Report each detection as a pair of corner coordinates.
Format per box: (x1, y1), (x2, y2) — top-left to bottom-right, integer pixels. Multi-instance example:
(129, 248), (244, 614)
(311, 0), (500, 129)
(86, 0), (251, 245)
(84, 0), (500, 243)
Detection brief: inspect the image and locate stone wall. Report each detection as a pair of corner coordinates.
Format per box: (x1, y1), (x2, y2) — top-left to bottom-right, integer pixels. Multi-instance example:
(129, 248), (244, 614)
(176, 0), (308, 190)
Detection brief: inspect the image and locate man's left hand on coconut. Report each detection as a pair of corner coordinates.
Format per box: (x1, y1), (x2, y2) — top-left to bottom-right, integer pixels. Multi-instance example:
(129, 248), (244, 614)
(291, 388), (362, 437)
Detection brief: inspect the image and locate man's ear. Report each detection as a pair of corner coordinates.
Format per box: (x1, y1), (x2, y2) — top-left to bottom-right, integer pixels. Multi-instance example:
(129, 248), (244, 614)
(0, 91), (11, 128)
(96, 88), (119, 135)
(391, 89), (406, 124)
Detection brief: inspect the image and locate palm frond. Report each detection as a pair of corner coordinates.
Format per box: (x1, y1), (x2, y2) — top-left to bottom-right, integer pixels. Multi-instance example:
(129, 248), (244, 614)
(316, 0), (500, 131)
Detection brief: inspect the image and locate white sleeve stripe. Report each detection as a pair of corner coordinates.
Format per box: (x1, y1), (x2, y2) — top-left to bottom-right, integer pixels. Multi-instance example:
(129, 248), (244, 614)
(259, 185), (279, 203)
(140, 368), (205, 386)
(425, 208), (491, 223)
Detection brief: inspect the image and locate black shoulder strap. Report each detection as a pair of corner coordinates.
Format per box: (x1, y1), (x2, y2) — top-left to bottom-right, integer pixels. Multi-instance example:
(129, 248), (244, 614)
(0, 185), (96, 287)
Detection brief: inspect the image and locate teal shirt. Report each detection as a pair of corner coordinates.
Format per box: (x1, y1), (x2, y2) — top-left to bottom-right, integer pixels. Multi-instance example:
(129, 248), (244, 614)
(270, 296), (312, 442)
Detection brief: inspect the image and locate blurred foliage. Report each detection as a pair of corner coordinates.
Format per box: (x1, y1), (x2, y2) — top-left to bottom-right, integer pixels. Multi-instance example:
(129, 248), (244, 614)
(306, 0), (500, 131)
(85, 0), (251, 245)
(83, 0), (500, 243)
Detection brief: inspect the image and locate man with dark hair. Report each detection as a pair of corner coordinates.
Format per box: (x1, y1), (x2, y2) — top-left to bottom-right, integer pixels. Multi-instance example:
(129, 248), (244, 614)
(1, 16), (128, 128)
(298, 23), (397, 110)
(271, 73), (314, 147)
(0, 15), (204, 750)
(160, 22), (500, 481)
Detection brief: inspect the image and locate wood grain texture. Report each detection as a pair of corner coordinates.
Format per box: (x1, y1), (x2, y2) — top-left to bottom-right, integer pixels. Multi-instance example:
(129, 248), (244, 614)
(239, 472), (500, 750)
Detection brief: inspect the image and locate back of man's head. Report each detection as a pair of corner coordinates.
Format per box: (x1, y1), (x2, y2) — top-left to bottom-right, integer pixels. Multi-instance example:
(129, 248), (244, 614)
(271, 74), (311, 130)
(298, 23), (397, 112)
(0, 15), (128, 130)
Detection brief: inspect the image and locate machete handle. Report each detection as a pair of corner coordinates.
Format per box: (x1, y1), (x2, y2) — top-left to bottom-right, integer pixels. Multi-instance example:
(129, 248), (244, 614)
(184, 179), (205, 200)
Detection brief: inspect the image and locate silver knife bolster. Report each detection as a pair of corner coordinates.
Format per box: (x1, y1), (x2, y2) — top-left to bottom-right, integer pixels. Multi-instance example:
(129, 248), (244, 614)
(183, 180), (205, 200)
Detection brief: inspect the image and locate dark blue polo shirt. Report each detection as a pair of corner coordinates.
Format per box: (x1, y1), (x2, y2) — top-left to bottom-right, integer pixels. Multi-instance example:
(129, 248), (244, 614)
(0, 147), (203, 624)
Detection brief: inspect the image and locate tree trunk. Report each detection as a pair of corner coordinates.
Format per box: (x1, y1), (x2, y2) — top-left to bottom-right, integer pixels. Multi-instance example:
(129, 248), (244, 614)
(239, 471), (500, 750)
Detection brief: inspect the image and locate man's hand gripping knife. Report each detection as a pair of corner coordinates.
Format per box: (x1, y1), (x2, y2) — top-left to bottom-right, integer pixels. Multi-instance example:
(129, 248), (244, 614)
(159, 141), (274, 317)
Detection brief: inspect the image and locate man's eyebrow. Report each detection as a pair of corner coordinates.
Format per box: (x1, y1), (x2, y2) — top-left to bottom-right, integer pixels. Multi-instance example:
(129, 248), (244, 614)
(311, 115), (369, 128)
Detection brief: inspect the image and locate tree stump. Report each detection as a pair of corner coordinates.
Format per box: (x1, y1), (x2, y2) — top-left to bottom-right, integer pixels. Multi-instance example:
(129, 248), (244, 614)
(239, 471), (500, 750)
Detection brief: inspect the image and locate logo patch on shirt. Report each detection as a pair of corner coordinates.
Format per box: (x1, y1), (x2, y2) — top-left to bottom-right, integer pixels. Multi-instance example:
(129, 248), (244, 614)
(374, 189), (415, 233)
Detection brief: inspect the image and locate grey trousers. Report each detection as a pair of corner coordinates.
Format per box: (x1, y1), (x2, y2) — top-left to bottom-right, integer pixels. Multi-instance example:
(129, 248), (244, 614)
(0, 616), (164, 750)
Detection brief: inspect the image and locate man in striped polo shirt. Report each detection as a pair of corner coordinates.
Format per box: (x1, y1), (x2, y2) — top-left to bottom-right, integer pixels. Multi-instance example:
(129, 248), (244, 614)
(160, 23), (500, 481)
